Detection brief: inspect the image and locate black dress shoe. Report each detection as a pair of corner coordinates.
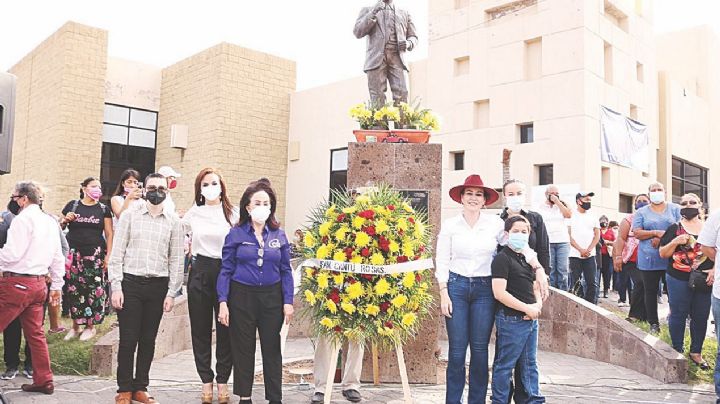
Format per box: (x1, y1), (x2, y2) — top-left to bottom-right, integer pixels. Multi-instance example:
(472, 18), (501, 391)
(342, 389), (362, 403)
(650, 324), (661, 334)
(311, 392), (325, 403)
(21, 381), (54, 394)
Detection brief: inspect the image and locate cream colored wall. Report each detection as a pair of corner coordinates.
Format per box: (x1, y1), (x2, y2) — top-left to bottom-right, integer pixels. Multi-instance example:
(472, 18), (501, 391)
(105, 57), (162, 111)
(2, 22), (107, 214)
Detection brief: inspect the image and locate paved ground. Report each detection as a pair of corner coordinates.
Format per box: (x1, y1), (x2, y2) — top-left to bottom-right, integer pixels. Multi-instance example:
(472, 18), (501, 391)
(1, 335), (715, 403)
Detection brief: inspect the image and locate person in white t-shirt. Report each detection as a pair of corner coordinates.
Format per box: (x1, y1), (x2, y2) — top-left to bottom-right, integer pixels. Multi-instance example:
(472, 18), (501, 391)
(537, 184), (573, 291)
(182, 168), (239, 404)
(698, 210), (720, 402)
(158, 166), (181, 215)
(568, 192), (601, 304)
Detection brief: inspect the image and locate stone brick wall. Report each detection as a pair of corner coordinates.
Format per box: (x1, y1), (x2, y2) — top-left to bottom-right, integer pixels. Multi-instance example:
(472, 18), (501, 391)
(1, 22), (107, 214)
(155, 43), (295, 221)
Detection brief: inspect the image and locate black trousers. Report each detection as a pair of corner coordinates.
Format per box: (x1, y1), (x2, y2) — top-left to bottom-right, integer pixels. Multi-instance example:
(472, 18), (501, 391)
(627, 262), (646, 320)
(639, 270), (665, 326)
(188, 255), (232, 384)
(3, 317), (31, 370)
(116, 275), (168, 393)
(600, 253), (613, 292)
(228, 282), (283, 400)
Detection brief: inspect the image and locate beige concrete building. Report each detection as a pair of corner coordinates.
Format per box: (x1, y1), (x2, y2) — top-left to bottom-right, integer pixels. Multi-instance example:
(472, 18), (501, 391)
(2, 21), (295, 219)
(285, 0), (717, 233)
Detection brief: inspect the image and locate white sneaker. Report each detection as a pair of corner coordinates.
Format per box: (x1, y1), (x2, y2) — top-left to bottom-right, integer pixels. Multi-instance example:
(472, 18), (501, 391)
(79, 328), (97, 341)
(618, 302), (629, 307)
(64, 329), (80, 341)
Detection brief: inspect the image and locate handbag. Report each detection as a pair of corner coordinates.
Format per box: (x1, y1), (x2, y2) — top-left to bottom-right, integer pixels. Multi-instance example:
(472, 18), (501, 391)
(64, 200), (80, 271)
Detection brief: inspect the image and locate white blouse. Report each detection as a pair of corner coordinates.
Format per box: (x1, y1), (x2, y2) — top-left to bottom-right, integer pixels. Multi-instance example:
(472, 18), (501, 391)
(182, 204), (239, 259)
(435, 213), (538, 282)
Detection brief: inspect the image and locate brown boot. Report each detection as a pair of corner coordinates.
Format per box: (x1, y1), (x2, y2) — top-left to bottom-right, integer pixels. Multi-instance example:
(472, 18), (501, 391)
(115, 392), (132, 404)
(132, 391), (159, 404)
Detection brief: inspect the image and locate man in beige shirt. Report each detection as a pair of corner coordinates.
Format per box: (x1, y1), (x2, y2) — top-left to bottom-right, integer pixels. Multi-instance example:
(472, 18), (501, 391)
(109, 173), (184, 404)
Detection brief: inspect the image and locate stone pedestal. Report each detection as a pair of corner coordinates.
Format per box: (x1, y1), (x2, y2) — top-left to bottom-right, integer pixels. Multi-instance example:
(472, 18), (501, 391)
(347, 142), (442, 384)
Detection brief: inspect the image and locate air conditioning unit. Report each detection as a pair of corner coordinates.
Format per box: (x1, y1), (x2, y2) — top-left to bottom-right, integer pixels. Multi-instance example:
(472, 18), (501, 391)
(0, 72), (16, 174)
(170, 124), (188, 149)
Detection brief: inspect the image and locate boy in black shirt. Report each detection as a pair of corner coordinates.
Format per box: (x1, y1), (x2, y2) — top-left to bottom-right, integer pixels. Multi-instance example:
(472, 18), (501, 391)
(491, 216), (545, 403)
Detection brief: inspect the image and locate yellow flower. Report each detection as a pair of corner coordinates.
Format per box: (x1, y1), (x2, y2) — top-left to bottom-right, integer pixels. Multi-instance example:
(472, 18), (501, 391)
(333, 273), (344, 285)
(303, 232), (316, 248)
(373, 110), (384, 121)
(305, 268), (315, 278)
(370, 252), (385, 266)
(350, 255), (363, 264)
(402, 313), (417, 327)
(326, 299), (337, 314)
(391, 294), (408, 307)
(342, 206), (357, 214)
(376, 219), (390, 234)
(355, 231), (371, 248)
(319, 222), (332, 237)
(316, 245), (331, 260)
(402, 202), (414, 213)
(356, 194), (370, 205)
(325, 204), (337, 217)
(334, 227), (348, 242)
(341, 302), (356, 314)
(320, 317), (334, 328)
(378, 326), (395, 336)
(317, 273), (329, 289)
(352, 216), (366, 230)
(346, 282), (364, 300)
(333, 250), (347, 262)
(414, 222), (426, 238)
(389, 240), (400, 253)
(402, 272), (415, 288)
(365, 304), (380, 316)
(375, 278), (390, 295)
(397, 218), (408, 232)
(304, 290), (316, 306)
(402, 243), (415, 258)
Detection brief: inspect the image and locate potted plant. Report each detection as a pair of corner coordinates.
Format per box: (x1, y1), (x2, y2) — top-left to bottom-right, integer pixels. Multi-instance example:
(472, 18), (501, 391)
(392, 100), (440, 143)
(349, 102), (400, 142)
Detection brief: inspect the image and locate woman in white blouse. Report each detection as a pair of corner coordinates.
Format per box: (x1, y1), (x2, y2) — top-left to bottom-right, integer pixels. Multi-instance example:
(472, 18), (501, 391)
(182, 168), (239, 404)
(437, 175), (548, 404)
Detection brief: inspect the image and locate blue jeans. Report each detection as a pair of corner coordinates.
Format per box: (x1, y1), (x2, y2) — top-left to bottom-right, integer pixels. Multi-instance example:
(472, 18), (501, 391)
(445, 273), (496, 404)
(491, 310), (545, 404)
(617, 261), (633, 303)
(569, 257), (598, 304)
(666, 274), (711, 353)
(549, 243), (570, 291)
(711, 296), (720, 403)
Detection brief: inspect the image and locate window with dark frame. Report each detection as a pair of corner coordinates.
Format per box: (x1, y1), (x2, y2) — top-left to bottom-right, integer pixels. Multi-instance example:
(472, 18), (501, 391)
(619, 194), (634, 214)
(452, 151), (465, 171)
(537, 164), (553, 186)
(100, 103), (158, 205)
(671, 156), (708, 210)
(329, 148), (348, 201)
(520, 123), (534, 143)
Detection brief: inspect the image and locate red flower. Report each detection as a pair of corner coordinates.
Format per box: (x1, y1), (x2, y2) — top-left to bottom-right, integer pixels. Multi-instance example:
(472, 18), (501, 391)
(397, 255), (409, 263)
(414, 255), (420, 261)
(363, 226), (376, 236)
(334, 325), (343, 332)
(408, 217), (415, 224)
(384, 321), (394, 329)
(418, 246), (425, 253)
(344, 247), (354, 260)
(378, 236), (390, 252)
(336, 213), (346, 222)
(358, 210), (375, 220)
(322, 236), (329, 244)
(328, 289), (341, 303)
(361, 274), (374, 281)
(347, 277), (357, 284)
(415, 273), (422, 282)
(387, 204), (395, 211)
(379, 302), (391, 313)
(361, 247), (370, 257)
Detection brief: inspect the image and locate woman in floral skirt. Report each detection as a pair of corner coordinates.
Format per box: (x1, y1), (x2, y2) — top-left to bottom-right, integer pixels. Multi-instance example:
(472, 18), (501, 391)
(60, 177), (113, 341)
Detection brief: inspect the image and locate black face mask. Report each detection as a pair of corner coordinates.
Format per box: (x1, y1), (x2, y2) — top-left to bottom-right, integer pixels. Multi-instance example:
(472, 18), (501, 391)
(7, 199), (21, 215)
(600, 222), (608, 228)
(579, 201), (591, 210)
(145, 190), (167, 206)
(681, 207), (700, 220)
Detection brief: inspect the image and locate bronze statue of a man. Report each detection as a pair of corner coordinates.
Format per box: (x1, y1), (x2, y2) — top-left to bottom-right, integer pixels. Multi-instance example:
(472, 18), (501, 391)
(354, 0), (418, 107)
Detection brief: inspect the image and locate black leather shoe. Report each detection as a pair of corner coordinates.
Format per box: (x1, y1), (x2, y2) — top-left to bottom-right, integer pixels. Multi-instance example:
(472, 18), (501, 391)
(311, 392), (325, 404)
(342, 389), (362, 403)
(21, 381), (54, 394)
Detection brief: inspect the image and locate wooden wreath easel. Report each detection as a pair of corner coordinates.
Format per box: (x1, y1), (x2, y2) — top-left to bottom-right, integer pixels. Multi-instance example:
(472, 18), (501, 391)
(324, 340), (412, 404)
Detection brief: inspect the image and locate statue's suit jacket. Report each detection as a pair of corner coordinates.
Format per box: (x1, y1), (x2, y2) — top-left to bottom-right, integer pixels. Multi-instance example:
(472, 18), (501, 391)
(353, 6), (418, 72)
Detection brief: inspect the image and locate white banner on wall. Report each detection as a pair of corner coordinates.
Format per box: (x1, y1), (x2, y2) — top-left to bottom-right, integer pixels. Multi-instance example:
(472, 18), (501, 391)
(600, 106), (649, 172)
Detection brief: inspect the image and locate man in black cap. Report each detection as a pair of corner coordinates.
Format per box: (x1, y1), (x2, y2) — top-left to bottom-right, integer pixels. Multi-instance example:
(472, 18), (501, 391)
(568, 192), (601, 303)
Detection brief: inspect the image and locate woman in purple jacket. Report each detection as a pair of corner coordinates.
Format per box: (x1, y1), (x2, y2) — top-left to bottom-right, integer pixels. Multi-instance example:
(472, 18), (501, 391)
(217, 179), (294, 404)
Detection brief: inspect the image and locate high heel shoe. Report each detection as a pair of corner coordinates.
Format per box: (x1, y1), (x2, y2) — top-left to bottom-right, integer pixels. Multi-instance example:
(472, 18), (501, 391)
(201, 384), (213, 404)
(218, 384), (230, 404)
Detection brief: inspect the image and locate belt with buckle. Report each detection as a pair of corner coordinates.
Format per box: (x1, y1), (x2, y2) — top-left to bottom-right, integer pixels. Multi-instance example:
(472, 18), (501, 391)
(2, 272), (46, 279)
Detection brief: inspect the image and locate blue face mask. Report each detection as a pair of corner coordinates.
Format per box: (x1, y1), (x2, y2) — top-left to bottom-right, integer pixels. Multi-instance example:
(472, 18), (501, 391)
(649, 191), (664, 205)
(508, 232), (529, 251)
(635, 201), (648, 210)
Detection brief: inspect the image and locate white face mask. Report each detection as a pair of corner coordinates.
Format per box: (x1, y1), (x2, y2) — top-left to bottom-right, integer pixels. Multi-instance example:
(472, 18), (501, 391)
(505, 195), (525, 212)
(201, 185), (222, 202)
(649, 191), (665, 205)
(250, 205), (271, 224)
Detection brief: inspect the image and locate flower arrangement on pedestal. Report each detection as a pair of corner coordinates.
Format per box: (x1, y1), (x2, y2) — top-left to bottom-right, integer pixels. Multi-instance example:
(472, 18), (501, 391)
(349, 99), (439, 143)
(299, 186), (434, 347)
